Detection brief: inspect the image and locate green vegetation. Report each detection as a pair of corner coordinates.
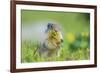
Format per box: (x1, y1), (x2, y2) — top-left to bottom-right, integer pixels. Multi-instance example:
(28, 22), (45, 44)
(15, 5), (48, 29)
(21, 10), (90, 63)
(21, 32), (90, 63)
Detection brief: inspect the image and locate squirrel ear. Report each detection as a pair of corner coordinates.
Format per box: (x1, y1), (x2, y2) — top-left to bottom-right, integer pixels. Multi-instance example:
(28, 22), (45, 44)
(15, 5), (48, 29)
(47, 23), (53, 29)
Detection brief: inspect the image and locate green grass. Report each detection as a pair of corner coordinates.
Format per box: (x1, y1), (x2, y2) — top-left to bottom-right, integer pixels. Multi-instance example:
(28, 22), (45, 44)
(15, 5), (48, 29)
(21, 33), (90, 63)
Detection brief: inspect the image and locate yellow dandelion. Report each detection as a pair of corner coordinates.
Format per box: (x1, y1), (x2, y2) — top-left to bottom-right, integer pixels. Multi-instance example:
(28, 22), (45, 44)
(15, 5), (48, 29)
(81, 32), (85, 37)
(81, 32), (89, 37)
(66, 33), (75, 43)
(85, 32), (89, 37)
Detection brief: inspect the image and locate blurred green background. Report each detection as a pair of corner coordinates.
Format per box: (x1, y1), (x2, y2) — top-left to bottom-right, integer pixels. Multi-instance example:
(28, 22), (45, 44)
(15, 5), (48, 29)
(21, 10), (90, 63)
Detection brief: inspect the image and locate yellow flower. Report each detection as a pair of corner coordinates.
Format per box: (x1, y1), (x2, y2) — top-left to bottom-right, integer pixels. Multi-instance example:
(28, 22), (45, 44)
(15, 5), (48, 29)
(85, 32), (89, 37)
(66, 33), (75, 43)
(81, 32), (89, 37)
(81, 32), (85, 37)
